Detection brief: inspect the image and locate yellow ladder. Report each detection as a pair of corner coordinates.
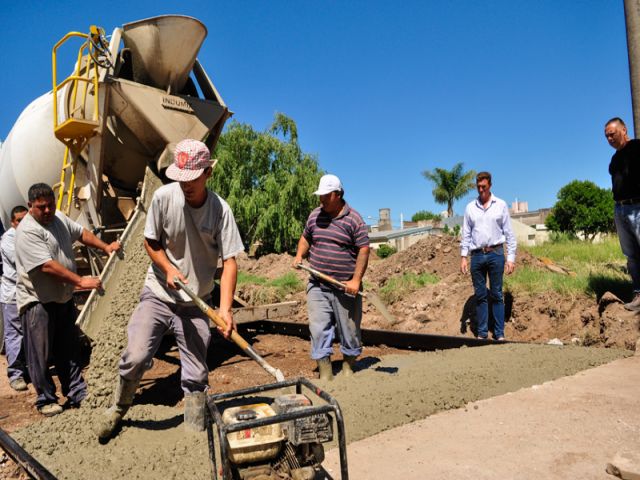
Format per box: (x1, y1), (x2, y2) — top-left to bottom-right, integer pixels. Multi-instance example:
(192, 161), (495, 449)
(55, 147), (76, 213)
(51, 26), (105, 212)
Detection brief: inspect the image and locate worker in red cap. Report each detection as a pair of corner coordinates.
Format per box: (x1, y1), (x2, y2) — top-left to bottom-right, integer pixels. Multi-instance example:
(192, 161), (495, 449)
(97, 139), (244, 440)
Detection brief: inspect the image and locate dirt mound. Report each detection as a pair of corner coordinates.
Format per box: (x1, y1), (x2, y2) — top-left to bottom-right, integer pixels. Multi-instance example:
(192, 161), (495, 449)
(367, 235), (544, 285)
(237, 235), (639, 350)
(237, 251), (302, 280)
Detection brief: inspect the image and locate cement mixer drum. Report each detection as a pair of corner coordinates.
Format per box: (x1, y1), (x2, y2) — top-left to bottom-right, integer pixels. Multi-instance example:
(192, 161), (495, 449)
(122, 15), (207, 94)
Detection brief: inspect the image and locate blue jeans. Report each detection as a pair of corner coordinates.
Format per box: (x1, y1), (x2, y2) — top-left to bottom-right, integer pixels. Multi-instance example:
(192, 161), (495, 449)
(470, 251), (505, 339)
(614, 204), (640, 293)
(2, 302), (28, 382)
(306, 279), (362, 360)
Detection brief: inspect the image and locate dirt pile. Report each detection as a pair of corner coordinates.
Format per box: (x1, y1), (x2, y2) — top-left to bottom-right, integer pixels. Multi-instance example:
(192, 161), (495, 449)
(239, 235), (639, 349)
(237, 252), (303, 281)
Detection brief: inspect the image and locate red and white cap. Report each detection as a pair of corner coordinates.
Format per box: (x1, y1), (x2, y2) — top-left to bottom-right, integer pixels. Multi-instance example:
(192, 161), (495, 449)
(165, 139), (213, 182)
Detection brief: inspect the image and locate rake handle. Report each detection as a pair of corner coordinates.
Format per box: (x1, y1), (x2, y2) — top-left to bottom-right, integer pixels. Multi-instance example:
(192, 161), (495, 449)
(296, 263), (366, 298)
(174, 279), (248, 349)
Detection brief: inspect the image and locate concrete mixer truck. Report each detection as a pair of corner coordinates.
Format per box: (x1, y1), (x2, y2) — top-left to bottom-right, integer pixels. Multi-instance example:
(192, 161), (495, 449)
(0, 13), (230, 250)
(0, 15), (232, 335)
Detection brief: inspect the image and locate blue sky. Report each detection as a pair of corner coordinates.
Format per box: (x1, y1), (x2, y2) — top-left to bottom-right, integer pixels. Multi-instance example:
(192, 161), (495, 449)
(0, 1), (632, 226)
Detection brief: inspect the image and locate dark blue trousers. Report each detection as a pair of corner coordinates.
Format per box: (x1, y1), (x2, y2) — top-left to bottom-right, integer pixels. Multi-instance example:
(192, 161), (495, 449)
(21, 301), (87, 408)
(470, 251), (505, 339)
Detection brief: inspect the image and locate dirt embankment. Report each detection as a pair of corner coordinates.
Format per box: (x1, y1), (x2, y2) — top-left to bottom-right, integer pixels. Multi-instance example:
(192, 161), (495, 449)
(237, 235), (640, 350)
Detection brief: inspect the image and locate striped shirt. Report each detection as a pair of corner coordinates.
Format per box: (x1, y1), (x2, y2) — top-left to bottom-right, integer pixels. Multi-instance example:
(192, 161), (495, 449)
(303, 203), (369, 281)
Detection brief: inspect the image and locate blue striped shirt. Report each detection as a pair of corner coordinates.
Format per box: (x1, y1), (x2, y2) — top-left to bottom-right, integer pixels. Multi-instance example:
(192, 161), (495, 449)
(303, 203), (369, 281)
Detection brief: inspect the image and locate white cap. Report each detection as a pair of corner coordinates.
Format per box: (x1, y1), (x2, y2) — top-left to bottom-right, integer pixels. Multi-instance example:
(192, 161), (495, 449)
(313, 174), (343, 195)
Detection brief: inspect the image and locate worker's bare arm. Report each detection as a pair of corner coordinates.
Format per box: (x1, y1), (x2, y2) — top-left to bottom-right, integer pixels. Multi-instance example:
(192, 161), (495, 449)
(80, 229), (121, 254)
(293, 236), (310, 267)
(144, 238), (185, 289)
(344, 246), (370, 295)
(40, 259), (101, 290)
(218, 256), (238, 339)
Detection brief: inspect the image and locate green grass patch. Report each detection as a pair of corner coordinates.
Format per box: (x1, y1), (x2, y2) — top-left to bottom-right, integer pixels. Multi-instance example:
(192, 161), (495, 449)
(237, 271), (304, 304)
(237, 271), (268, 286)
(379, 272), (439, 304)
(268, 272), (304, 295)
(526, 235), (625, 265)
(505, 235), (630, 299)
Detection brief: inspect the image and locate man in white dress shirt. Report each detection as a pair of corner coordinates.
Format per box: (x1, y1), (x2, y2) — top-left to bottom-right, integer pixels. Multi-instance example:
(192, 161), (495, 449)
(460, 171), (516, 340)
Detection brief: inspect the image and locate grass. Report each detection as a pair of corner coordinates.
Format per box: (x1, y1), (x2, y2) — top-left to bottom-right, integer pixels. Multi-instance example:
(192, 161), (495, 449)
(504, 235), (631, 299)
(237, 271), (304, 304)
(379, 272), (439, 304)
(237, 272), (268, 286)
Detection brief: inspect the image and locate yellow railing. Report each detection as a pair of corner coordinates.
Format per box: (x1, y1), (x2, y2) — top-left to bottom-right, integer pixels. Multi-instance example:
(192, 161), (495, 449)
(52, 30), (101, 148)
(51, 26), (104, 212)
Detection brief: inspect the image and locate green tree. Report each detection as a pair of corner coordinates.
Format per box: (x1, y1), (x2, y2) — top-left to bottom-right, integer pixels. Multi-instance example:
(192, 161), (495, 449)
(208, 113), (323, 253)
(421, 163), (476, 217)
(411, 210), (442, 222)
(545, 180), (615, 241)
(376, 244), (397, 259)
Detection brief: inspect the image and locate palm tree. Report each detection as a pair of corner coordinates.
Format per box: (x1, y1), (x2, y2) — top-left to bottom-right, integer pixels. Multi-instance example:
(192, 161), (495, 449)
(422, 163), (476, 217)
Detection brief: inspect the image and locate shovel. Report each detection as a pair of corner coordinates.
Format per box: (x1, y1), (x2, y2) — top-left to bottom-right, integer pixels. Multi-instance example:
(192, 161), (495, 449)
(295, 263), (399, 326)
(175, 278), (285, 382)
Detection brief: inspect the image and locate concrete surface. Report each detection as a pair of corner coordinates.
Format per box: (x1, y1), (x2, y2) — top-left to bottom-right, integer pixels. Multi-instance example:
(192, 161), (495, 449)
(324, 354), (640, 480)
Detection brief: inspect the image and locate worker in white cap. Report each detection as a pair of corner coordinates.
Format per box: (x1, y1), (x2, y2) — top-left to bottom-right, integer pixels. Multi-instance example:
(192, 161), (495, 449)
(293, 174), (370, 381)
(97, 139), (244, 440)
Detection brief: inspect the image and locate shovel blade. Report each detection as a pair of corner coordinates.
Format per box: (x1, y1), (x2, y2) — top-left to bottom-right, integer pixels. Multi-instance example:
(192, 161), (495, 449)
(366, 292), (399, 326)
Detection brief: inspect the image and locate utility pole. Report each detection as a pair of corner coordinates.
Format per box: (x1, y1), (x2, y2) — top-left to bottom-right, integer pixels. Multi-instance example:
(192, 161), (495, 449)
(624, 0), (640, 136)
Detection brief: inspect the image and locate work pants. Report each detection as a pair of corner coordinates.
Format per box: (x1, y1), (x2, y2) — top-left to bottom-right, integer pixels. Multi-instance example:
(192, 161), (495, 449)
(470, 250), (505, 339)
(119, 287), (212, 393)
(2, 302), (28, 382)
(21, 301), (87, 408)
(306, 279), (362, 360)
(614, 203), (640, 293)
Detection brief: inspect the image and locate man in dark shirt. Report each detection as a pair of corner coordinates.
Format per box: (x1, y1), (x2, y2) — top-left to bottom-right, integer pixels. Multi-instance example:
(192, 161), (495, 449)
(605, 117), (640, 311)
(293, 174), (370, 381)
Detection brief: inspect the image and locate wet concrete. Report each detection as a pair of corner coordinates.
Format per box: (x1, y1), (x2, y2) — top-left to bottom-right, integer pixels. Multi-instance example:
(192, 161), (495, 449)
(12, 344), (627, 479)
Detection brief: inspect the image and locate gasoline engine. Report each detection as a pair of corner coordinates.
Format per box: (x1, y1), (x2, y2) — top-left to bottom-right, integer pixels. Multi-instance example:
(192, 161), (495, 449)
(207, 378), (348, 480)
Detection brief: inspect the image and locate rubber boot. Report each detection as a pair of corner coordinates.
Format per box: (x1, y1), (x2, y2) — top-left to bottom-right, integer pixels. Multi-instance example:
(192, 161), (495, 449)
(342, 355), (357, 377)
(317, 357), (333, 381)
(184, 391), (207, 432)
(96, 376), (139, 440)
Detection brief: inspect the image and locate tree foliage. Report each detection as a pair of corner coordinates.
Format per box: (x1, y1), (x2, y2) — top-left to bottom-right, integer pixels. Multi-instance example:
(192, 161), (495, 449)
(376, 244), (397, 259)
(411, 210), (442, 222)
(545, 180), (615, 241)
(422, 163), (476, 217)
(208, 113), (323, 254)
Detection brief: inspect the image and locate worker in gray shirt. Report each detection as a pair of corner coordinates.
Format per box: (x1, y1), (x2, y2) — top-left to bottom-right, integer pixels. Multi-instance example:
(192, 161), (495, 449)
(97, 139), (244, 440)
(2, 205), (29, 391)
(16, 183), (121, 416)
